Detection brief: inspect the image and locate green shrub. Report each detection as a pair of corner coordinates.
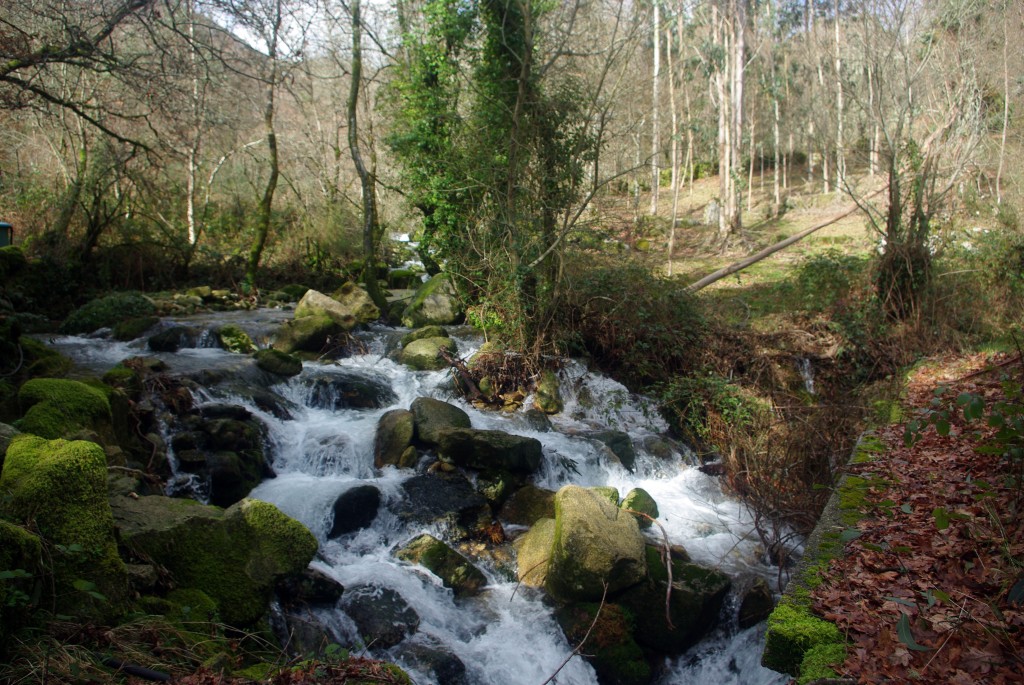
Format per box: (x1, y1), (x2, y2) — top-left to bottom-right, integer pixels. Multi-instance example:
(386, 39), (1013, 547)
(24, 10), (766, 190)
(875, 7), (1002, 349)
(60, 292), (156, 335)
(794, 249), (869, 313)
(552, 255), (706, 388)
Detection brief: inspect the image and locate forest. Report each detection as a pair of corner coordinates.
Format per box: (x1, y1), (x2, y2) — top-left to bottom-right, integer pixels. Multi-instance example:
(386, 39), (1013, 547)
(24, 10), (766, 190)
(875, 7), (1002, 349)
(1, 0), (1023, 683)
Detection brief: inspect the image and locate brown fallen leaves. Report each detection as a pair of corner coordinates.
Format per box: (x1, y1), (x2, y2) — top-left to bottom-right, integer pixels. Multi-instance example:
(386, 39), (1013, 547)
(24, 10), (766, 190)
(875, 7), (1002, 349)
(163, 657), (409, 685)
(809, 353), (1024, 683)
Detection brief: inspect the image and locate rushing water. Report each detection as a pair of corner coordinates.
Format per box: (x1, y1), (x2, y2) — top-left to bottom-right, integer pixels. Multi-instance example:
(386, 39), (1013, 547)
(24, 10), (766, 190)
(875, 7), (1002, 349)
(48, 311), (789, 685)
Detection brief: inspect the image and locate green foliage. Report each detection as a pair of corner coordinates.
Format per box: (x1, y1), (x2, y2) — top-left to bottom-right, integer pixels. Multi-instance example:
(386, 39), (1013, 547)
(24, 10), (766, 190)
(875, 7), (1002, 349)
(553, 257), (706, 388)
(60, 291), (156, 335)
(658, 373), (767, 447)
(794, 249), (870, 313)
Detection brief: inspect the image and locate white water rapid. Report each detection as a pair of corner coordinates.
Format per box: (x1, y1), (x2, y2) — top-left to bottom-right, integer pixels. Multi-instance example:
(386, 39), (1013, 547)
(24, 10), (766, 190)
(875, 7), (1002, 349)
(48, 312), (789, 685)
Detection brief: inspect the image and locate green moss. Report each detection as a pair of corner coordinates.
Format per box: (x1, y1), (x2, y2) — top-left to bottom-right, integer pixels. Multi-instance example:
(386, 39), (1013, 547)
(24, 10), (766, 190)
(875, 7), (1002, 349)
(0, 520), (43, 645)
(19, 337), (72, 378)
(254, 348), (303, 377)
(166, 588), (220, 623)
(557, 603), (650, 685)
(0, 435), (128, 619)
(60, 291), (156, 335)
(621, 487), (658, 528)
(0, 246), (27, 281)
(112, 316), (160, 341)
(588, 486), (619, 505)
(399, 325), (449, 347)
(240, 499), (319, 578)
(16, 378), (112, 440)
(797, 642), (848, 684)
(217, 325), (256, 354)
(762, 603), (844, 676)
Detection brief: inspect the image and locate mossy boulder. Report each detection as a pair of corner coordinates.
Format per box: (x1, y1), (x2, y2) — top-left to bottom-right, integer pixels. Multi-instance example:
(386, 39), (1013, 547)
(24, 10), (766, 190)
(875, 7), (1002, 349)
(216, 325), (256, 354)
(0, 422), (20, 472)
(272, 312), (344, 354)
(589, 486), (620, 506)
(546, 485), (646, 602)
(330, 281), (380, 324)
(400, 325), (449, 348)
(16, 378), (113, 442)
(19, 336), (72, 378)
(513, 517), (555, 588)
(762, 603), (845, 676)
(500, 484), (555, 526)
(112, 316), (160, 341)
(532, 370), (563, 415)
(396, 533), (487, 598)
(374, 409), (417, 469)
(797, 642), (848, 684)
(738, 577), (775, 629)
(410, 397), (471, 445)
(60, 291), (156, 335)
(400, 336), (457, 371)
(555, 603), (651, 685)
(400, 273), (462, 327)
(617, 545), (731, 655)
(295, 288), (372, 330)
(435, 427), (543, 474)
(254, 348), (303, 377)
(112, 495), (317, 627)
(620, 488), (659, 529)
(0, 436), (128, 619)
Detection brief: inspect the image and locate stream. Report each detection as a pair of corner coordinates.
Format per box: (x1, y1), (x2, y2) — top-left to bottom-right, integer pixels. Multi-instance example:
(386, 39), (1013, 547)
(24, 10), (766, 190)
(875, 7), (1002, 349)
(48, 309), (789, 685)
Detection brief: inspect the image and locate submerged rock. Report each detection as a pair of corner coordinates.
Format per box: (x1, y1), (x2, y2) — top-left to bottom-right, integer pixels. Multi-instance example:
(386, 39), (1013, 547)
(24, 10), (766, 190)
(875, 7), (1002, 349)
(276, 567), (344, 607)
(556, 603), (651, 685)
(329, 484), (381, 538)
(585, 430), (637, 472)
(254, 348), (303, 377)
(738, 577), (775, 629)
(340, 584), (420, 648)
(148, 325), (202, 352)
(396, 472), (491, 539)
(396, 533), (487, 598)
(300, 369), (396, 410)
(435, 427), (543, 474)
(394, 636), (468, 685)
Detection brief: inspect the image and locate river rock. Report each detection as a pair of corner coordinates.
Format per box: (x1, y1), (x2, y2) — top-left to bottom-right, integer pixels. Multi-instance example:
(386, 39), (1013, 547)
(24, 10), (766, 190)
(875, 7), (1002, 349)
(621, 487), (659, 529)
(374, 409), (417, 469)
(254, 348), (303, 377)
(738, 577), (775, 629)
(396, 472), (491, 539)
(330, 281), (381, 325)
(513, 517), (555, 588)
(0, 436), (128, 620)
(500, 484), (556, 526)
(16, 378), (114, 444)
(617, 545), (731, 655)
(435, 427), (543, 474)
(340, 584), (420, 648)
(400, 325), (449, 348)
(585, 430), (637, 472)
(276, 567), (344, 607)
(396, 533), (487, 598)
(411, 397), (471, 445)
(216, 324), (256, 354)
(148, 325), (202, 352)
(272, 313), (344, 354)
(169, 406), (270, 507)
(295, 289), (362, 330)
(532, 370), (563, 414)
(112, 495), (317, 626)
(300, 369), (397, 410)
(555, 603), (650, 685)
(400, 336), (457, 371)
(328, 484), (381, 538)
(546, 485), (647, 602)
(394, 636), (468, 685)
(401, 273), (462, 327)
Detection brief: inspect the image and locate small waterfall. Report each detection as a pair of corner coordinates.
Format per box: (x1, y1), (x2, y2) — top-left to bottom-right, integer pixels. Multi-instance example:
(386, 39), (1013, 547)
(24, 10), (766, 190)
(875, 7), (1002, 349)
(797, 358), (815, 396)
(46, 311), (789, 685)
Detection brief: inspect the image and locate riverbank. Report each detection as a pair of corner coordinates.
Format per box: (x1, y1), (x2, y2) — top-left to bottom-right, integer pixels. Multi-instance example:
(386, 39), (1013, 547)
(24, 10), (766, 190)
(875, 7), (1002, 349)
(764, 352), (1024, 683)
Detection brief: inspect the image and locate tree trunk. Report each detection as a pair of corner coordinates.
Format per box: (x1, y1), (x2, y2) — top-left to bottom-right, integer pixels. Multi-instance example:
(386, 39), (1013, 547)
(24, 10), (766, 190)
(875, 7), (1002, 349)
(348, 0), (388, 312)
(833, 0), (844, 196)
(996, 6), (1009, 204)
(667, 24), (679, 275)
(649, 0), (661, 216)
